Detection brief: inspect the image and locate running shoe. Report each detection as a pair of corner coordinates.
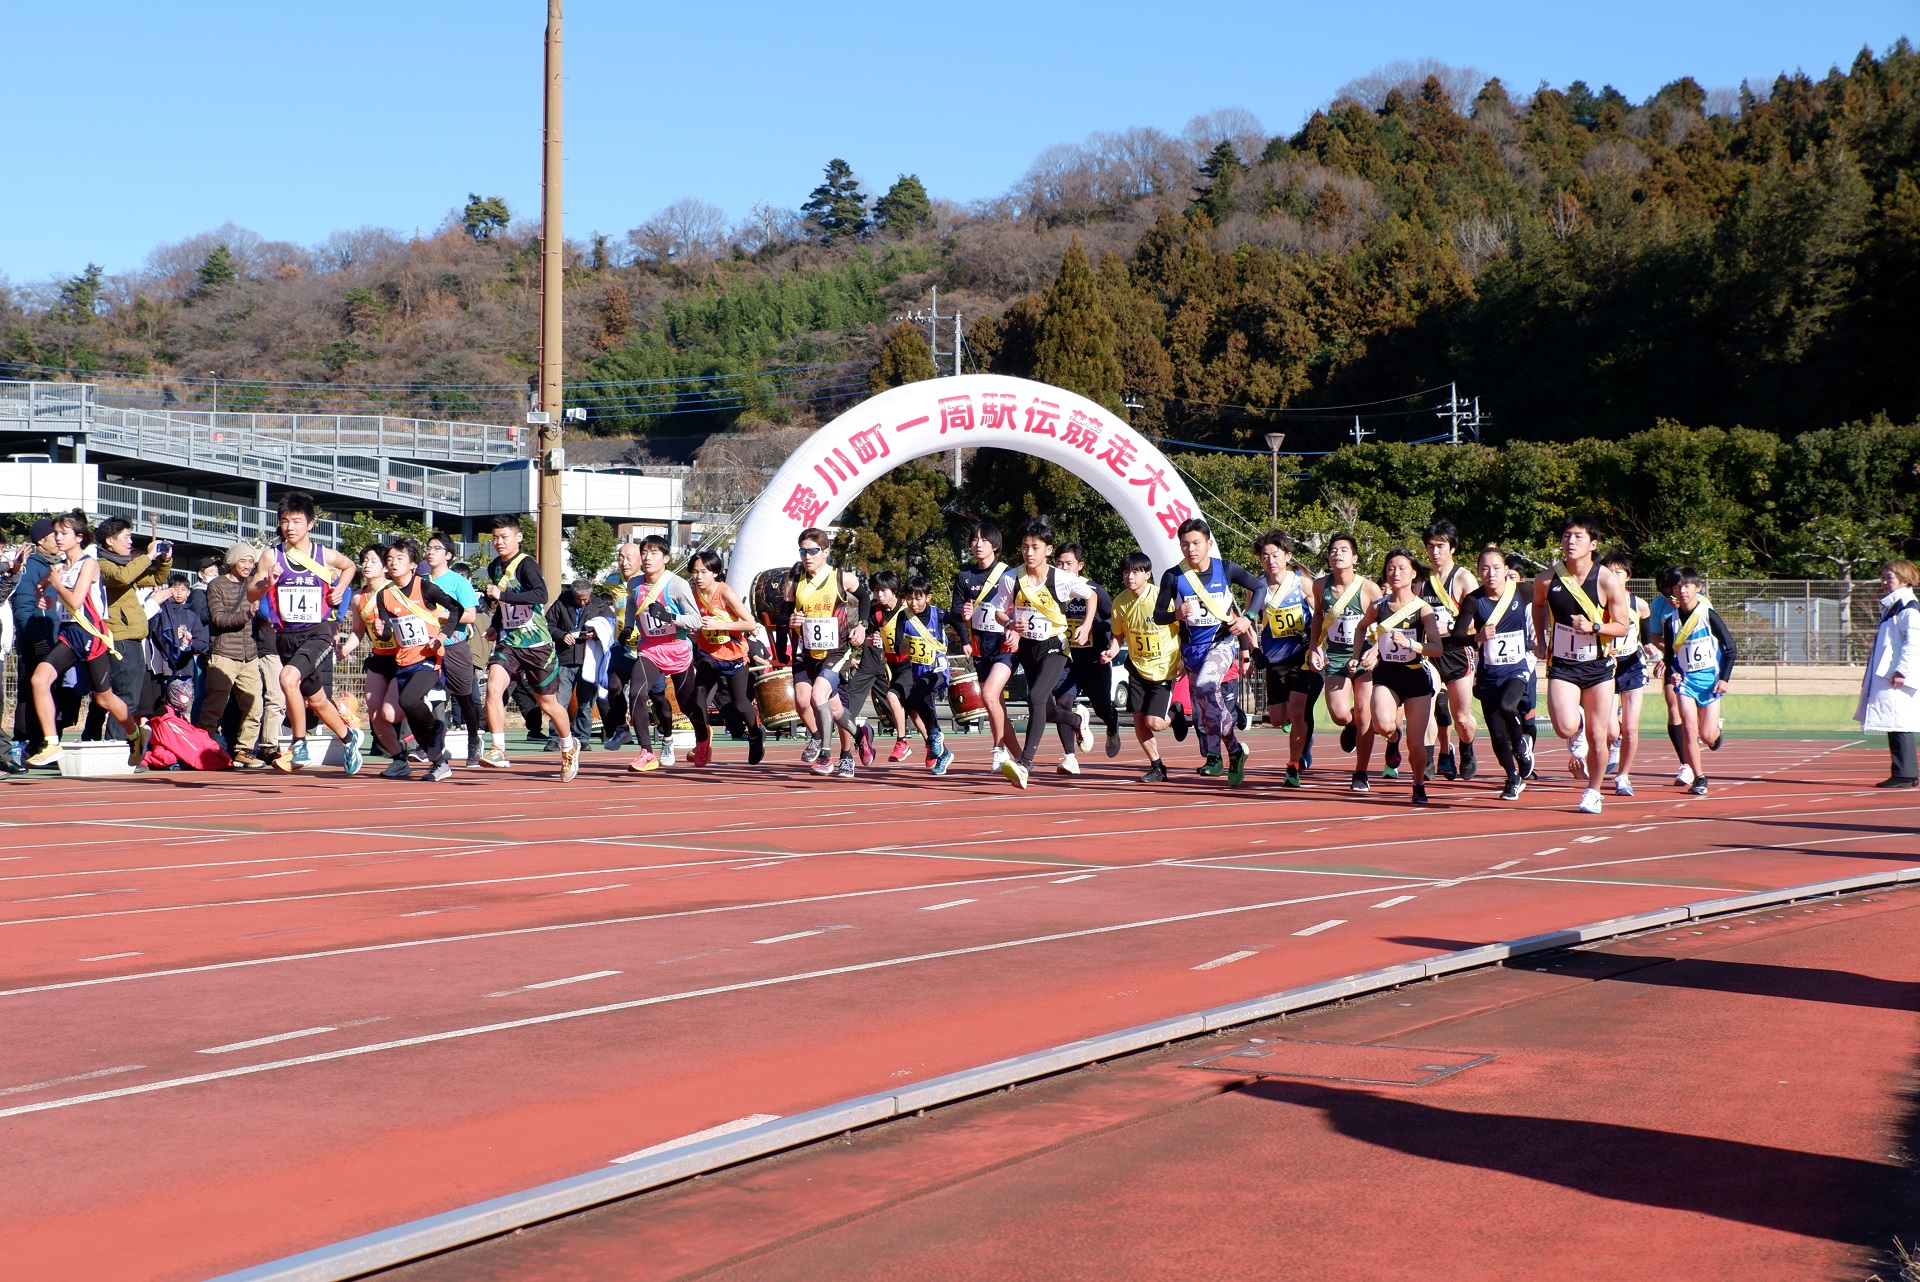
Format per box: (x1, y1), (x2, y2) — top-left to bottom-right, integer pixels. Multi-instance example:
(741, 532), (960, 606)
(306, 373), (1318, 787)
(1301, 741), (1314, 770)
(1689, 777), (1709, 796)
(1236, 706), (1252, 733)
(889, 738), (912, 763)
(1568, 730), (1588, 780)
(1499, 775), (1524, 801)
(290, 739), (311, 770)
(627, 749), (659, 773)
(932, 746), (954, 776)
(1706, 734), (1724, 752)
(232, 750), (268, 771)
(1614, 774), (1635, 797)
(1001, 756), (1030, 789)
(927, 732), (945, 769)
(466, 753), (486, 770)
(1105, 727), (1122, 758)
(810, 751), (835, 776)
(25, 742), (61, 768)
(1284, 764), (1302, 788)
(1227, 744), (1250, 788)
(1198, 753), (1225, 777)
(1578, 788), (1603, 814)
(748, 730), (766, 765)
(1606, 739), (1620, 774)
(1171, 705), (1190, 741)
(1458, 741), (1477, 781)
(1384, 736), (1401, 775)
(426, 758), (453, 783)
(1410, 782), (1430, 807)
(381, 758), (412, 779)
(560, 744), (580, 783)
(1437, 749), (1457, 781)
(342, 729), (364, 776)
(1339, 724), (1356, 755)
(603, 727), (632, 753)
(692, 740), (711, 767)
(1515, 735), (1535, 779)
(1073, 704), (1093, 755)
(1142, 759), (1168, 783)
(835, 752), (856, 780)
(1675, 764), (1694, 787)
(0, 746), (22, 775)
(408, 748), (431, 765)
(481, 745), (512, 769)
(856, 722), (877, 768)
(800, 737), (823, 765)
(991, 745), (1008, 772)
(1349, 770), (1370, 793)
(1057, 754), (1082, 776)
(659, 743), (676, 768)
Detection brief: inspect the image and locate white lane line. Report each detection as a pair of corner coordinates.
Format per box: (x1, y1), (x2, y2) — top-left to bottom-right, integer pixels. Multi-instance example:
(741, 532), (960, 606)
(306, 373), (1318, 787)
(1370, 896), (1416, 909)
(1573, 836), (1609, 844)
(0, 1065), (143, 1097)
(735, 862), (785, 870)
(10, 891), (113, 903)
(558, 884), (629, 896)
(1628, 826), (1658, 833)
(1303, 828), (1326, 834)
(920, 899), (976, 911)
(399, 907), (479, 917)
(754, 930), (825, 945)
(240, 870), (317, 879)
(1051, 875), (1095, 884)
(1489, 860), (1523, 871)
(78, 952), (143, 961)
(199, 1026), (339, 1055)
(1292, 919), (1346, 937)
(500, 970), (624, 996)
(1533, 847), (1566, 856)
(612, 1114), (781, 1164)
(1192, 950), (1259, 971)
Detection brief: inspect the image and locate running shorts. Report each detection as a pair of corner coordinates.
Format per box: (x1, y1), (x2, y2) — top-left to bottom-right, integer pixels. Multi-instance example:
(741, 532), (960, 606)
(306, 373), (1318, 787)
(1675, 669), (1722, 706)
(44, 638), (112, 692)
(1373, 661), (1435, 704)
(1548, 657), (1615, 691)
(275, 626), (335, 699)
(1613, 654), (1648, 694)
(1435, 645), (1472, 684)
(493, 642), (559, 694)
(1127, 666), (1172, 721)
(363, 654), (397, 680)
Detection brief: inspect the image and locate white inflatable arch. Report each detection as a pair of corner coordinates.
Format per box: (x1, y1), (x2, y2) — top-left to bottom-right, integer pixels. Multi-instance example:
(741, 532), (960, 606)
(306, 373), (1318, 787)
(725, 374), (1206, 593)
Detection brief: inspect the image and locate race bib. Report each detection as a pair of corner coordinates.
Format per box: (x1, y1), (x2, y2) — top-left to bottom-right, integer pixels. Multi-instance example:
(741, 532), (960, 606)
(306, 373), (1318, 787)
(1182, 596), (1220, 626)
(1679, 636), (1715, 673)
(1483, 630), (1527, 668)
(1431, 605), (1456, 633)
(640, 607), (677, 639)
(1552, 623), (1600, 663)
(1265, 603), (1306, 637)
(802, 616), (840, 651)
(1014, 606), (1056, 641)
(1328, 613), (1359, 647)
(277, 584), (324, 625)
(391, 614), (432, 648)
(907, 632), (941, 665)
(1131, 630), (1163, 660)
(500, 602), (535, 631)
(1378, 629), (1417, 664)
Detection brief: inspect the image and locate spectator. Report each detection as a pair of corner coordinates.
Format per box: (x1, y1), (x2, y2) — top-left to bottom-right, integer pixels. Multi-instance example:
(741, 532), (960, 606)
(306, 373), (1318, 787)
(247, 586), (287, 763)
(201, 544), (268, 768)
(87, 514), (173, 740)
(1858, 559), (1920, 789)
(8, 518), (76, 768)
(149, 572), (209, 720)
(191, 557), (219, 626)
(547, 578), (614, 749)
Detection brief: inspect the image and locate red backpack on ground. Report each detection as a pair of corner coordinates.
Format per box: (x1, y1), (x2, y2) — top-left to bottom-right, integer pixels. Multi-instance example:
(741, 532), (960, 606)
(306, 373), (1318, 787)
(142, 710), (234, 771)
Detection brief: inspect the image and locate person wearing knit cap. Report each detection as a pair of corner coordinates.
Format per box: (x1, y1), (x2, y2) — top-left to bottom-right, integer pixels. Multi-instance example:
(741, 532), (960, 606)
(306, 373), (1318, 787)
(199, 543), (269, 768)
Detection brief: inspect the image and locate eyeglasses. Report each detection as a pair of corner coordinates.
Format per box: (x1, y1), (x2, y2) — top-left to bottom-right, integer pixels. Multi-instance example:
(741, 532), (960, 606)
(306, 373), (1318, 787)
(798, 546), (824, 555)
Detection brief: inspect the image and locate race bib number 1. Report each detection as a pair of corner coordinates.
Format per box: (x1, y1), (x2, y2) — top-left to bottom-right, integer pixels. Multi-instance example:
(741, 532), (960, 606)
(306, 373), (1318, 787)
(1552, 623), (1600, 663)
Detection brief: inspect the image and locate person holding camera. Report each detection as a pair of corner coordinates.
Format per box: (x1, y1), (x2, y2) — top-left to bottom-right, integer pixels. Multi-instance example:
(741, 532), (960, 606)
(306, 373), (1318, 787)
(85, 514), (173, 740)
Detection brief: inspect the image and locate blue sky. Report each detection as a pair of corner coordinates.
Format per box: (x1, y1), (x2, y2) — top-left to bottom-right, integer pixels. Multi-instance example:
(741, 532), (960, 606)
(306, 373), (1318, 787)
(5, 1), (1910, 285)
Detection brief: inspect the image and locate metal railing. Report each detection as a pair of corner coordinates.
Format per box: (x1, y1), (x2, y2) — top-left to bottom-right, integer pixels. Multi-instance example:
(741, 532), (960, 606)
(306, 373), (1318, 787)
(1623, 578), (1886, 666)
(95, 481), (339, 548)
(0, 380), (93, 433)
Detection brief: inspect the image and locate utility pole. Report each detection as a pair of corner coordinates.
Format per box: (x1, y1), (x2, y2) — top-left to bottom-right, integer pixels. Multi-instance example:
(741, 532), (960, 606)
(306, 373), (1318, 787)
(1264, 432), (1286, 522)
(1437, 381), (1468, 445)
(535, 0), (566, 587)
(1351, 415), (1373, 447)
(901, 288), (964, 485)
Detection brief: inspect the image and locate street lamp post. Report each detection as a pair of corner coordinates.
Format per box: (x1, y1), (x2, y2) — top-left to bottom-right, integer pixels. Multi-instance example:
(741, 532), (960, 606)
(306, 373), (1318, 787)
(1264, 432), (1286, 523)
(208, 371), (220, 414)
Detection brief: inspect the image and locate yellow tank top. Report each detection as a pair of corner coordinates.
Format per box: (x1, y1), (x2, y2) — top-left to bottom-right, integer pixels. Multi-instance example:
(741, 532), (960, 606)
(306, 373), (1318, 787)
(1113, 588), (1176, 682)
(793, 566), (845, 658)
(359, 587), (397, 654)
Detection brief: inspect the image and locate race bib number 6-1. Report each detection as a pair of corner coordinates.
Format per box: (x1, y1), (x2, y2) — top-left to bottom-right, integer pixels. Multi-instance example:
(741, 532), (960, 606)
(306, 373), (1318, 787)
(1016, 608), (1055, 641)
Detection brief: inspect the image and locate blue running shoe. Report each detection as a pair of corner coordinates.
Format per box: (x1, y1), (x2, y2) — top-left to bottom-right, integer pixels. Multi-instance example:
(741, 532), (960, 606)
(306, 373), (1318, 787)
(342, 727), (364, 776)
(932, 746), (954, 776)
(289, 739), (311, 770)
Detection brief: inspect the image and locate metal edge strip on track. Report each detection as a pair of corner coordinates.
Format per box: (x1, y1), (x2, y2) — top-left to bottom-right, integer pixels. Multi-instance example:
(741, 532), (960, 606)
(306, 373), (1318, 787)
(210, 864), (1920, 1282)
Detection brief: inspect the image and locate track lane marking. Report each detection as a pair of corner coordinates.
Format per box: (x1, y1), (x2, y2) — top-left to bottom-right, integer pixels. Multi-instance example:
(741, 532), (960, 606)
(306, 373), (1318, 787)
(611, 1114), (782, 1164)
(0, 1065), (142, 1096)
(1292, 919), (1346, 936)
(1370, 896), (1416, 909)
(1192, 950), (1259, 971)
(919, 899), (976, 911)
(199, 1027), (340, 1055)
(488, 971), (622, 997)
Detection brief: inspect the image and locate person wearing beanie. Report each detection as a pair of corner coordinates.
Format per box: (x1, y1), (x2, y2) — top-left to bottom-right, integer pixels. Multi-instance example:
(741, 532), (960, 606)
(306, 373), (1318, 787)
(200, 543), (269, 768)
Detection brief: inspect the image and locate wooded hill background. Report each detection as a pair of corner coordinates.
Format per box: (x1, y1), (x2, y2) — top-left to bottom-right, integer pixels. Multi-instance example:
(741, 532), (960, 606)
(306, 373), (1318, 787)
(2, 46), (1915, 582)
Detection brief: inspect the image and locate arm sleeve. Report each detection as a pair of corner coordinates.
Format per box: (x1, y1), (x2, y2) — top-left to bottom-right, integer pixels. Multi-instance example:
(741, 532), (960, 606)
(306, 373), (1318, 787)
(667, 579), (703, 626)
(1152, 568), (1180, 625)
(1094, 585), (1113, 620)
(1709, 610), (1737, 679)
(849, 578), (872, 627)
(1226, 563), (1262, 596)
(502, 558), (549, 607)
(1246, 583), (1270, 619)
(1448, 593), (1476, 643)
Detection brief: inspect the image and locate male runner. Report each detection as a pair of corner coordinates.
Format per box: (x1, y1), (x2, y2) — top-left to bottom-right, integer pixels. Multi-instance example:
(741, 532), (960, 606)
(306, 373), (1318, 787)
(1457, 544), (1535, 800)
(372, 537), (464, 782)
(1105, 551), (1180, 782)
(1662, 566), (1735, 796)
(1422, 520), (1480, 781)
(598, 541), (645, 753)
(886, 574), (955, 774)
(25, 511), (149, 766)
(424, 533), (482, 767)
(1055, 542), (1121, 758)
(1600, 549), (1652, 796)
(951, 523), (1018, 768)
(689, 548), (766, 765)
(786, 527), (869, 777)
(1249, 529), (1316, 787)
(245, 492), (364, 774)
(1153, 518), (1260, 786)
(1531, 514), (1634, 814)
(479, 515), (578, 781)
(1644, 565), (1696, 786)
(1309, 533), (1383, 792)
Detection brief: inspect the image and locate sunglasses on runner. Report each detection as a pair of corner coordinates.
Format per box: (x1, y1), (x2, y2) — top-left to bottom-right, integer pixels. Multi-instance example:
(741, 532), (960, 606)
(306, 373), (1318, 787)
(798, 545), (825, 555)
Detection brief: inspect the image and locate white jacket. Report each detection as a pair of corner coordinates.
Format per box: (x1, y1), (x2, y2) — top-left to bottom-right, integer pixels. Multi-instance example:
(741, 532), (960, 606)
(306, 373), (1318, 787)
(1856, 588), (1920, 733)
(581, 614), (617, 690)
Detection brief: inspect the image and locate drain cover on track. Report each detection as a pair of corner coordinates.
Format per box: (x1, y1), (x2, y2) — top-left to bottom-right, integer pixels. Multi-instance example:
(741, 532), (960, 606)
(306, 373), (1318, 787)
(1187, 1037), (1495, 1086)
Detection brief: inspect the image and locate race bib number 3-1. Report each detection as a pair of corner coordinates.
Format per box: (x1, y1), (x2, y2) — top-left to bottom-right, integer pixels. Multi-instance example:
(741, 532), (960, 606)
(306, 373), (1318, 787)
(1483, 631), (1527, 668)
(1378, 630), (1417, 664)
(277, 585), (324, 625)
(802, 616), (840, 652)
(1552, 623), (1600, 663)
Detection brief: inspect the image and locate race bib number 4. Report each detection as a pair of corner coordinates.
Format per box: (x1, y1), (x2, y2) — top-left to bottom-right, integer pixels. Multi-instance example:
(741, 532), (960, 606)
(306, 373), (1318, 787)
(1328, 614), (1359, 647)
(1552, 623), (1600, 663)
(1483, 630), (1527, 669)
(277, 585), (324, 625)
(802, 616), (840, 652)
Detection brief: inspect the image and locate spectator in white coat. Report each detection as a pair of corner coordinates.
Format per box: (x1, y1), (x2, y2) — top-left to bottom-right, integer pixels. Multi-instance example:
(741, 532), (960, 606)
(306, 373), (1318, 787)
(1857, 559), (1920, 788)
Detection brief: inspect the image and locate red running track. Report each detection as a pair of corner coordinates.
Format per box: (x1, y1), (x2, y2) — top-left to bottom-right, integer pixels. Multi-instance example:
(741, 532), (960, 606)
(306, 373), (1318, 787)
(0, 731), (1913, 1281)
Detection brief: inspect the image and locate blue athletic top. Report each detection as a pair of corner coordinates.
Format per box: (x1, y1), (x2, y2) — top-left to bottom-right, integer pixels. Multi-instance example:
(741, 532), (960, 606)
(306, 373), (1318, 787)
(1464, 584), (1532, 685)
(1153, 558), (1261, 670)
(1251, 570), (1314, 666)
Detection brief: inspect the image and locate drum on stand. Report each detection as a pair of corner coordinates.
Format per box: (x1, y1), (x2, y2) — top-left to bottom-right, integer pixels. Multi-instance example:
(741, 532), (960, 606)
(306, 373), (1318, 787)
(946, 655), (989, 729)
(754, 665), (800, 733)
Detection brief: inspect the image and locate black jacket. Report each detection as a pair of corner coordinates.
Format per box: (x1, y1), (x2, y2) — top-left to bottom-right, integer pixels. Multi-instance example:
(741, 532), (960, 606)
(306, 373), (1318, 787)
(547, 593), (615, 667)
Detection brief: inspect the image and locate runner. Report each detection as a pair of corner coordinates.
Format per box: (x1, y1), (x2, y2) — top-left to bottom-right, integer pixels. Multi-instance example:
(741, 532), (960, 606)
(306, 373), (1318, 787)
(874, 572), (919, 762)
(1531, 514), (1634, 814)
(1055, 542), (1121, 759)
(1422, 520), (1480, 782)
(246, 492), (364, 775)
(839, 569), (900, 770)
(344, 545), (404, 765)
(1662, 566), (1735, 796)
(1457, 544), (1536, 800)
(373, 538), (463, 782)
(884, 573), (955, 774)
(425, 533), (483, 768)
(950, 523), (1018, 768)
(688, 548), (766, 765)
(785, 527), (869, 778)
(1309, 533), (1383, 792)
(479, 515), (578, 781)
(1249, 529), (1316, 787)
(1644, 565), (1695, 786)
(1104, 551), (1180, 781)
(620, 535), (704, 774)
(989, 515), (1096, 788)
(24, 511), (148, 766)
(597, 541), (645, 754)
(1356, 549), (1447, 805)
(1600, 549), (1652, 796)
(1153, 518), (1260, 787)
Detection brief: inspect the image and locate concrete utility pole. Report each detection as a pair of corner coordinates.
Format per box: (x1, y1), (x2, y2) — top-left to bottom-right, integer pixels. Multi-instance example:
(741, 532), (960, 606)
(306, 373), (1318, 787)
(535, 0), (566, 587)
(901, 288), (964, 486)
(1265, 433), (1286, 522)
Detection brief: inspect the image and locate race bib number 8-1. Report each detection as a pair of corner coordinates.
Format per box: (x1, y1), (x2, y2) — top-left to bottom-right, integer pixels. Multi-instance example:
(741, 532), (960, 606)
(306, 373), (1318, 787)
(802, 616), (839, 651)
(277, 585), (324, 625)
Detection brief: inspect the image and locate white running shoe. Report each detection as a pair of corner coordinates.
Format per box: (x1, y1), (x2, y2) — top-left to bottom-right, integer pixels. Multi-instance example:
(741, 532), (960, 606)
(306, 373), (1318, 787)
(659, 742), (675, 768)
(992, 745), (1007, 771)
(1057, 753), (1081, 776)
(1606, 739), (1620, 774)
(1675, 764), (1695, 787)
(1578, 788), (1603, 814)
(1568, 730), (1588, 780)
(1614, 774), (1634, 796)
(1073, 704), (1093, 755)
(1000, 756), (1029, 789)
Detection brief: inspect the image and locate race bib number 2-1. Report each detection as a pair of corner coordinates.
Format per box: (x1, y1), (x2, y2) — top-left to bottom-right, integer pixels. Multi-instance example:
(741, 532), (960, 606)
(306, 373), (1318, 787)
(1483, 630), (1527, 668)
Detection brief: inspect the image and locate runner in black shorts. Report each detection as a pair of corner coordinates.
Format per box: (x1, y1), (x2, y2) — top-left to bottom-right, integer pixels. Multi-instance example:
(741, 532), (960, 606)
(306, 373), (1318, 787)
(1421, 520), (1480, 781)
(1357, 548), (1448, 806)
(951, 523), (1018, 771)
(1531, 514), (1634, 814)
(479, 515), (578, 781)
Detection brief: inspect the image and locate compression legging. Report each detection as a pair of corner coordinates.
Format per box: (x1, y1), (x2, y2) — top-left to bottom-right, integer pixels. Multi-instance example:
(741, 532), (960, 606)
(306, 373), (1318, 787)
(693, 659), (759, 743)
(1018, 649), (1074, 764)
(628, 654), (701, 748)
(906, 675), (943, 740)
(1191, 642), (1242, 755)
(395, 666), (446, 762)
(1477, 677), (1533, 777)
(1065, 649), (1118, 733)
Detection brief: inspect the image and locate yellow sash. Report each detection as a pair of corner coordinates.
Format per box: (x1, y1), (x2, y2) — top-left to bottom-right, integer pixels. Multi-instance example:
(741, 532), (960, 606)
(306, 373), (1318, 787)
(1315, 575), (1365, 646)
(902, 611), (943, 665)
(1181, 567), (1235, 622)
(1426, 570), (1459, 614)
(64, 565), (120, 659)
(1368, 597), (1426, 646)
(1673, 602), (1712, 650)
(1553, 561), (1604, 624)
(971, 562), (1008, 614)
(281, 541), (336, 585)
(1015, 576), (1069, 632)
(1482, 579), (1517, 631)
(381, 579), (445, 634)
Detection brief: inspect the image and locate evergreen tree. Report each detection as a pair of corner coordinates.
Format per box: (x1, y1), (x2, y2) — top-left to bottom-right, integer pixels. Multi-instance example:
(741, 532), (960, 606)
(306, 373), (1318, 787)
(195, 244), (237, 294)
(869, 321), (938, 391)
(462, 194), (511, 241)
(1191, 141), (1244, 226)
(57, 264), (104, 323)
(1032, 238), (1123, 411)
(801, 159), (869, 242)
(873, 175), (932, 232)
(567, 516), (617, 582)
